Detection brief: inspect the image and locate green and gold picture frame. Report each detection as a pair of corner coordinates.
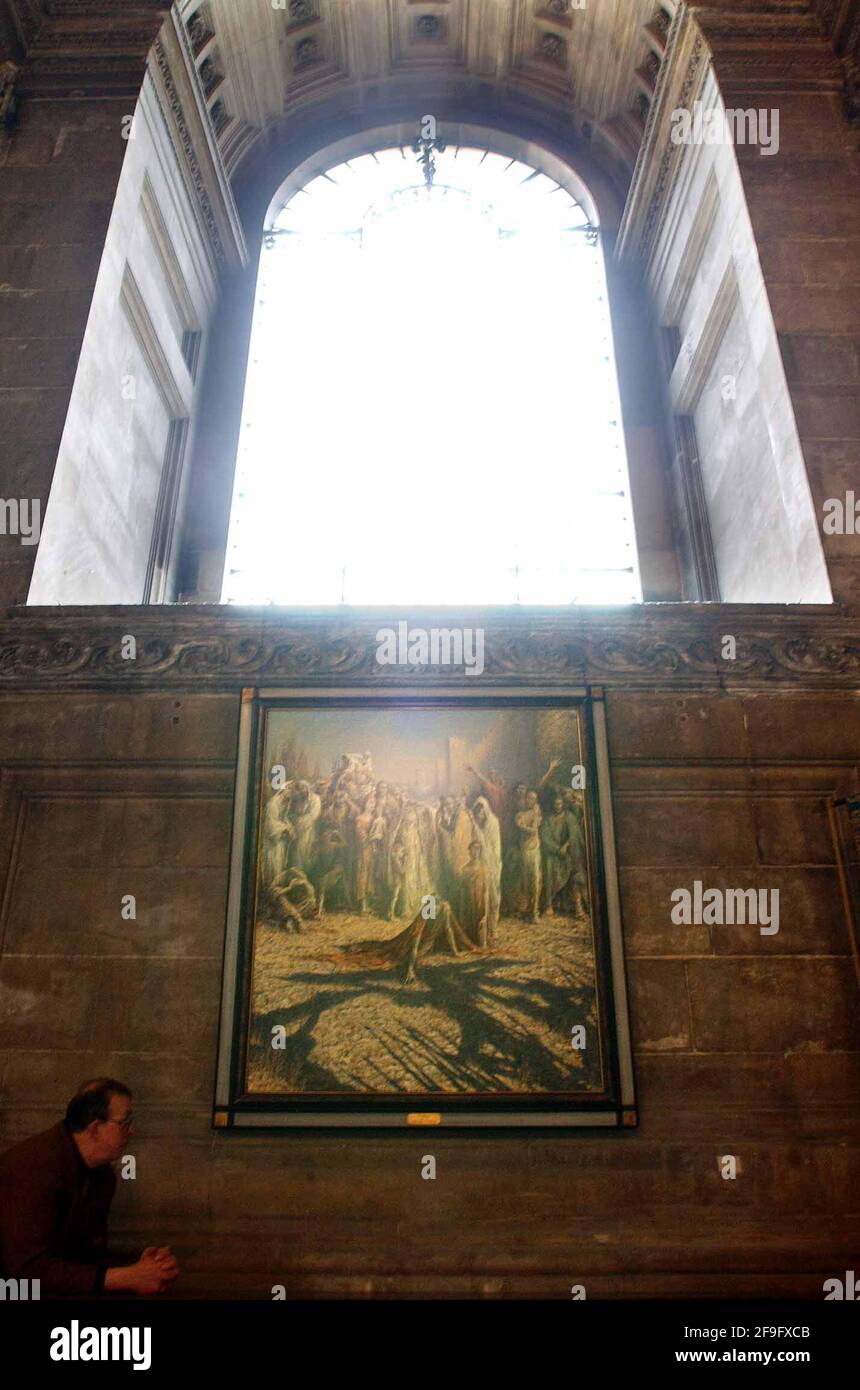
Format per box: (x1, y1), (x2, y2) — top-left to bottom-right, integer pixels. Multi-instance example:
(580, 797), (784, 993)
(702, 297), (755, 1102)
(214, 686), (636, 1128)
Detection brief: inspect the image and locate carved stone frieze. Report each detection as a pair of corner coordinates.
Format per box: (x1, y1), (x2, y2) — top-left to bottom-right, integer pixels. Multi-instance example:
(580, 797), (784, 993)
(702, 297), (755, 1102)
(150, 33), (227, 268)
(618, 5), (706, 267)
(0, 608), (858, 689)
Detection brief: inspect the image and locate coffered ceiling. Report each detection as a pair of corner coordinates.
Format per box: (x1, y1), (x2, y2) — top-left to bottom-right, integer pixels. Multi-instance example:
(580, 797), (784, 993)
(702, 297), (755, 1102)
(179, 0), (667, 177)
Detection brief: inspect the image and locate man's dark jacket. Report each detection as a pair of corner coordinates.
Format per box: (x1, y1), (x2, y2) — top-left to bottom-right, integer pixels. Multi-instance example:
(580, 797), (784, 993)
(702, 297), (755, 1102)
(0, 1122), (115, 1295)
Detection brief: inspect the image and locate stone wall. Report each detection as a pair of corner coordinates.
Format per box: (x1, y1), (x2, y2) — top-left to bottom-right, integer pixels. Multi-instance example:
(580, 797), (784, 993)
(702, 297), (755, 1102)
(25, 70), (218, 605)
(0, 98), (129, 606)
(0, 608), (857, 1297)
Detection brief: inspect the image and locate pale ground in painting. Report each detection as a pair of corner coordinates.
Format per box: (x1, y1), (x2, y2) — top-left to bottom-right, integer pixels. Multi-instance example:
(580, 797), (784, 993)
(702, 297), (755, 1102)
(247, 909), (602, 1095)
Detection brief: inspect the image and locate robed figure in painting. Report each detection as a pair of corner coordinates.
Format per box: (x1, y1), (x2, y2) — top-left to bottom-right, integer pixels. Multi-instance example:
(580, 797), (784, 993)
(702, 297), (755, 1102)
(354, 792), (385, 914)
(263, 784), (293, 890)
(436, 797), (472, 905)
(287, 781), (322, 874)
(540, 791), (582, 916)
(514, 790), (543, 922)
(387, 803), (432, 920)
(469, 796), (501, 941)
(459, 840), (490, 948)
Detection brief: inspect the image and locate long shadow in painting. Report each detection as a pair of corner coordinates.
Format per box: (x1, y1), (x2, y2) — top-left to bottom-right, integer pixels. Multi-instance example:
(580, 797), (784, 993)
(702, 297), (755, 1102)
(251, 950), (596, 1094)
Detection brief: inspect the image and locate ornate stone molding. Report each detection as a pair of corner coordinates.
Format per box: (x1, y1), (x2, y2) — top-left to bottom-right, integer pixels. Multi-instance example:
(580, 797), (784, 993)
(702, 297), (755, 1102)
(1, 607), (858, 689)
(150, 34), (226, 268)
(617, 5), (708, 268)
(148, 12), (246, 275)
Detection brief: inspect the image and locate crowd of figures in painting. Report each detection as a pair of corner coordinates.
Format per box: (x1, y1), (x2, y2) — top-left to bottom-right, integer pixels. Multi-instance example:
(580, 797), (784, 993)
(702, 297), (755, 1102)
(260, 749), (589, 965)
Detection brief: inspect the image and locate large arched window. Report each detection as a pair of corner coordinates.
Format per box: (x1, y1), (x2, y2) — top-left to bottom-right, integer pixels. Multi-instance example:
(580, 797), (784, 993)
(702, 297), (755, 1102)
(223, 141), (641, 606)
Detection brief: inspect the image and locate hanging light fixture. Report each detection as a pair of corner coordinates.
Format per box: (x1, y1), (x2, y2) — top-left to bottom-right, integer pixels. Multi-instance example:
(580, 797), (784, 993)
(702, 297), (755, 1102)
(411, 117), (447, 192)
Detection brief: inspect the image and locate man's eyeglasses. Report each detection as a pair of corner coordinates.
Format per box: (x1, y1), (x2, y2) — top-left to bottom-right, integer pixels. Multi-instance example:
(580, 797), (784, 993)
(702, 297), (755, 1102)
(104, 1115), (134, 1132)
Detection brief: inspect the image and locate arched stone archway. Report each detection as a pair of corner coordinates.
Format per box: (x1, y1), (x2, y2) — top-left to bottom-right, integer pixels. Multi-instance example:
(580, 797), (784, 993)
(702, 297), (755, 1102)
(180, 100), (681, 603)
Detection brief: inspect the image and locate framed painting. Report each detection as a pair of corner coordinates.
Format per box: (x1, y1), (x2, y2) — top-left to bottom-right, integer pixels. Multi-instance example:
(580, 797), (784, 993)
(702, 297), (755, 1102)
(214, 687), (636, 1128)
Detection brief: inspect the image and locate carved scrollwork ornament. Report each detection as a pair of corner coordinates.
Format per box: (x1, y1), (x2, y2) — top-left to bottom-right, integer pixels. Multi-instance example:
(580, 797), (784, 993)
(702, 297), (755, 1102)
(1, 611), (859, 689)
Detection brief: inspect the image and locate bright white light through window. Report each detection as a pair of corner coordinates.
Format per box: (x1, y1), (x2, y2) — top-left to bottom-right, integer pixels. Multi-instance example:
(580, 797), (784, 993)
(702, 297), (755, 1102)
(223, 146), (642, 606)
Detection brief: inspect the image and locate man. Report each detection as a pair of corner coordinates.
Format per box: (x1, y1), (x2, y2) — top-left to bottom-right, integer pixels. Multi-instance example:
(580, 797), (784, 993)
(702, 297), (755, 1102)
(514, 790), (543, 923)
(436, 796), (472, 906)
(286, 779), (321, 875)
(537, 755), (565, 803)
(312, 820), (350, 914)
(323, 789), (358, 904)
(469, 796), (501, 942)
(562, 789), (588, 916)
(0, 1078), (178, 1297)
(388, 833), (408, 920)
(354, 792), (385, 914)
(387, 803), (431, 921)
(502, 782), (529, 914)
(270, 865), (318, 931)
(464, 764), (505, 822)
(459, 840), (490, 948)
(540, 790), (577, 916)
(263, 780), (294, 897)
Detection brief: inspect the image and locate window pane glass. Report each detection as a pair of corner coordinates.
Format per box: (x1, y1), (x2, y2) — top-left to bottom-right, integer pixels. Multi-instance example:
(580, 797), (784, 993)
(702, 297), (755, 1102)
(223, 147), (642, 607)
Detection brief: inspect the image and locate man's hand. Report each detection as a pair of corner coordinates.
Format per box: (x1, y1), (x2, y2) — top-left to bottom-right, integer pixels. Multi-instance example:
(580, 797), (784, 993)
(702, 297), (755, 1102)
(133, 1247), (179, 1293)
(105, 1247), (179, 1295)
(152, 1246), (179, 1275)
